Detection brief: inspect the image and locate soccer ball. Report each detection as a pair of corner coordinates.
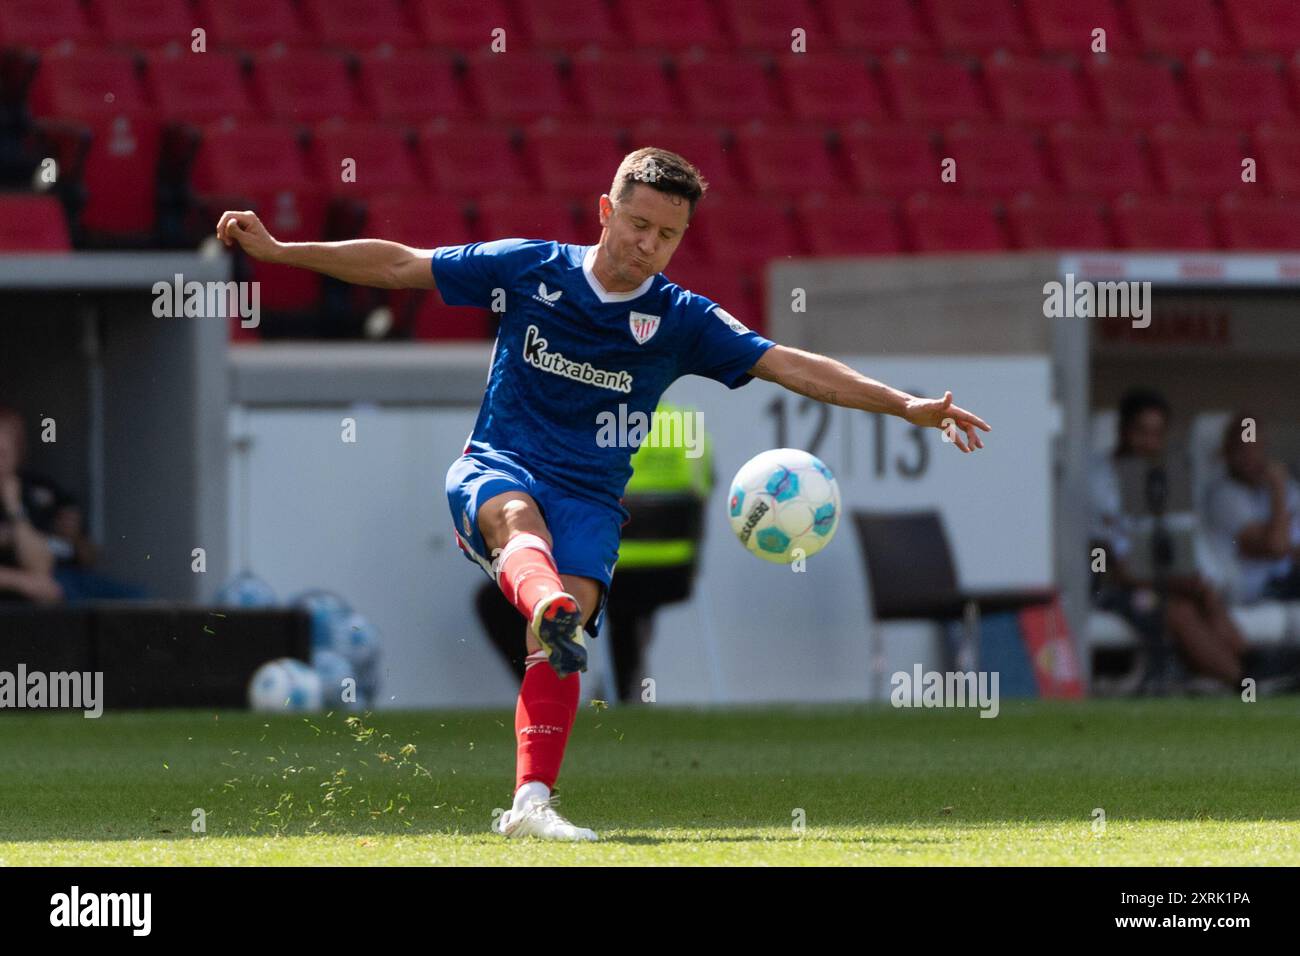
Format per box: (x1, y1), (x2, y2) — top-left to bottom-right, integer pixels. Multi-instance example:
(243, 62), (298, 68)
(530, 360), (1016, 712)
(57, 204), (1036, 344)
(325, 611), (382, 704)
(248, 657), (323, 712)
(215, 571), (277, 607)
(312, 649), (362, 711)
(291, 589), (352, 652)
(727, 448), (841, 564)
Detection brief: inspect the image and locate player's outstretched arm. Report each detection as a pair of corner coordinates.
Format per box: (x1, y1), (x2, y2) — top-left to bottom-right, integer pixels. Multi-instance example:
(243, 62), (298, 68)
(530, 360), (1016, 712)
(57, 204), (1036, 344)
(749, 344), (991, 453)
(215, 210), (437, 290)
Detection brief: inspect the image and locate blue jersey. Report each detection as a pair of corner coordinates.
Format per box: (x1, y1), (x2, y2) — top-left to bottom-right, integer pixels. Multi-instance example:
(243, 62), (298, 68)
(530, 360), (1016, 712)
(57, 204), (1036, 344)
(431, 239), (775, 510)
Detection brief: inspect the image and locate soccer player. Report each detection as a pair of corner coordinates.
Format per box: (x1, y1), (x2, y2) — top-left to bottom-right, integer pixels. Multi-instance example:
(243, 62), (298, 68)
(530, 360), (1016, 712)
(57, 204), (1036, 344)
(216, 148), (990, 841)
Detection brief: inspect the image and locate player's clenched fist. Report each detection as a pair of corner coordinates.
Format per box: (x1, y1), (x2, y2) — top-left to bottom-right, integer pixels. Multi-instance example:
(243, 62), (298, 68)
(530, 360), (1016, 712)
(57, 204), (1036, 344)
(216, 210), (281, 263)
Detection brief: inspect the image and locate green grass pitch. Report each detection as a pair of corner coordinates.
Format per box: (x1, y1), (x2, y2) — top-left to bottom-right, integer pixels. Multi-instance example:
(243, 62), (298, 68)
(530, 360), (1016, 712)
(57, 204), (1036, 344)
(2, 698), (1298, 865)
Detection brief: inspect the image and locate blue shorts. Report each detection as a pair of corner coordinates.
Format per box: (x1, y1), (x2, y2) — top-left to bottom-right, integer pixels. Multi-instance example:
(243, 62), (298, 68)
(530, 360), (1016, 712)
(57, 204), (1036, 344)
(445, 449), (623, 637)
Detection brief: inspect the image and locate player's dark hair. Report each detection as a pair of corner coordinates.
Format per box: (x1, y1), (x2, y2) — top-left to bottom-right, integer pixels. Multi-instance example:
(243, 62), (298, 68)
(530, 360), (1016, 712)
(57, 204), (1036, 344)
(611, 147), (708, 216)
(1116, 387), (1170, 452)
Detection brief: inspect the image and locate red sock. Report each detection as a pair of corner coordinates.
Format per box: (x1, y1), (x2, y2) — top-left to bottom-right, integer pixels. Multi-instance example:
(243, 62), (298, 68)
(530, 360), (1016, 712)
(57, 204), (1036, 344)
(515, 649), (581, 790)
(496, 533), (564, 623)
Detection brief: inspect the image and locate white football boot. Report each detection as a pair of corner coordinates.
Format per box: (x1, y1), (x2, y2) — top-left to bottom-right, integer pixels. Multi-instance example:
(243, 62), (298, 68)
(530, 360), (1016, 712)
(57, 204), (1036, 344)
(494, 790), (598, 842)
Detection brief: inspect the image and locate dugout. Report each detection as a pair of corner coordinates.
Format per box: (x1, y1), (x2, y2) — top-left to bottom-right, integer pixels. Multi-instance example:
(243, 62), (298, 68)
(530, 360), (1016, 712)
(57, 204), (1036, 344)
(0, 252), (229, 601)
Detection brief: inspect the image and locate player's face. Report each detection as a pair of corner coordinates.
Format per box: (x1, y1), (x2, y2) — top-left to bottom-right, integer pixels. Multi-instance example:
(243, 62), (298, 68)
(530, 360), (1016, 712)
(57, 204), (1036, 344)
(599, 184), (690, 286)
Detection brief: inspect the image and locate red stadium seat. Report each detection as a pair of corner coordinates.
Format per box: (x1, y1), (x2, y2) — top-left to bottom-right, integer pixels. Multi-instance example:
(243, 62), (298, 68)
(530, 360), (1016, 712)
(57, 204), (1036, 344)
(1112, 195), (1216, 249)
(252, 49), (361, 123)
(1006, 194), (1112, 249)
(410, 0), (514, 49)
(144, 50), (257, 125)
(797, 193), (903, 256)
(365, 194), (472, 248)
(190, 120), (328, 310)
(983, 55), (1091, 125)
(524, 121), (628, 196)
(0, 0), (93, 50)
(716, 0), (820, 52)
(570, 53), (676, 122)
(1022, 0), (1128, 54)
(515, 0), (623, 50)
(357, 49), (467, 124)
(1255, 125), (1300, 197)
(661, 258), (748, 308)
(1048, 126), (1155, 198)
(364, 194), (483, 341)
(412, 297), (494, 341)
(27, 46), (149, 117)
(87, 0), (200, 48)
(191, 121), (309, 196)
(1085, 57), (1189, 127)
(619, 0), (727, 51)
(0, 194), (71, 250)
(925, 0), (1031, 53)
(777, 54), (887, 124)
(300, 0), (415, 49)
(27, 47), (162, 237)
(466, 51), (574, 121)
(660, 258), (757, 333)
(734, 124), (842, 195)
(941, 125), (1050, 198)
(1150, 126), (1252, 200)
(676, 54), (781, 123)
(194, 0), (309, 50)
(473, 194), (582, 244)
(1188, 59), (1291, 126)
(903, 194), (1007, 252)
(1223, 0), (1300, 55)
(417, 120), (522, 196)
(1129, 0), (1231, 54)
(629, 121), (740, 192)
(880, 56), (989, 125)
(310, 120), (423, 199)
(1217, 195), (1300, 249)
(821, 0), (931, 52)
(841, 125), (939, 197)
(688, 197), (801, 266)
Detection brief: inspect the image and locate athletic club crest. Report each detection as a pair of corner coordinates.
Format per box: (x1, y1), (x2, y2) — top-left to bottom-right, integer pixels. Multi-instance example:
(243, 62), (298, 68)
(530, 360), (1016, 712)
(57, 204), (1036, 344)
(628, 311), (661, 345)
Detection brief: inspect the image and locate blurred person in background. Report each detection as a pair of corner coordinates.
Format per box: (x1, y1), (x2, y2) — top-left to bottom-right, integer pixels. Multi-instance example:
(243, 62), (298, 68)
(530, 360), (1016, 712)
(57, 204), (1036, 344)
(0, 406), (142, 602)
(0, 407), (62, 604)
(1089, 388), (1246, 692)
(1205, 414), (1300, 605)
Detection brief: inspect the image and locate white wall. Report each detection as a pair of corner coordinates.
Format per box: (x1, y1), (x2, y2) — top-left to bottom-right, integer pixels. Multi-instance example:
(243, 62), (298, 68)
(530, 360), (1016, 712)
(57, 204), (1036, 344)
(228, 354), (1056, 707)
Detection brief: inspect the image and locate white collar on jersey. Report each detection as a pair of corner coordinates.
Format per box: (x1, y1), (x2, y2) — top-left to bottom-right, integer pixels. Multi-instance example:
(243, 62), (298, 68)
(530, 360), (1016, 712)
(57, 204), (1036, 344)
(582, 244), (655, 303)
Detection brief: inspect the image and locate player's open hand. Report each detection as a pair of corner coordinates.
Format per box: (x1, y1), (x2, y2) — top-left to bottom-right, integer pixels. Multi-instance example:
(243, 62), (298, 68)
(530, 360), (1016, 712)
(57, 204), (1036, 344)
(903, 391), (990, 453)
(216, 210), (281, 263)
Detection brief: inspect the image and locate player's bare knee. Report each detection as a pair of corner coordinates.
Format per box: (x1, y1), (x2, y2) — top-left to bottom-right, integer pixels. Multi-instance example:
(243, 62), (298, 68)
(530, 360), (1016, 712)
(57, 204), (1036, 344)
(479, 493), (550, 552)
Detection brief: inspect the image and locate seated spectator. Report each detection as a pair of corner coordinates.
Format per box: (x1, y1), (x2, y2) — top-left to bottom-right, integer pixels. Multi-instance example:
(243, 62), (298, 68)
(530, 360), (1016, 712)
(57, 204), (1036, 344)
(0, 408), (62, 604)
(1089, 388), (1246, 692)
(1204, 414), (1300, 605)
(0, 406), (143, 602)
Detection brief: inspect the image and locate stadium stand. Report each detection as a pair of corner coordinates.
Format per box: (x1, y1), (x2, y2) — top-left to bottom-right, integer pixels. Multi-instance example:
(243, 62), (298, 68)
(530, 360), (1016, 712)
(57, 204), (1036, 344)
(0, 0), (1296, 340)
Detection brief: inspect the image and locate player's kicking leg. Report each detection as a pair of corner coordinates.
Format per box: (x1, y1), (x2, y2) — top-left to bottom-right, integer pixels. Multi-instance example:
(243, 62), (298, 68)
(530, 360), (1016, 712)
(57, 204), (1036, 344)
(477, 491), (601, 842)
(479, 491), (589, 677)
